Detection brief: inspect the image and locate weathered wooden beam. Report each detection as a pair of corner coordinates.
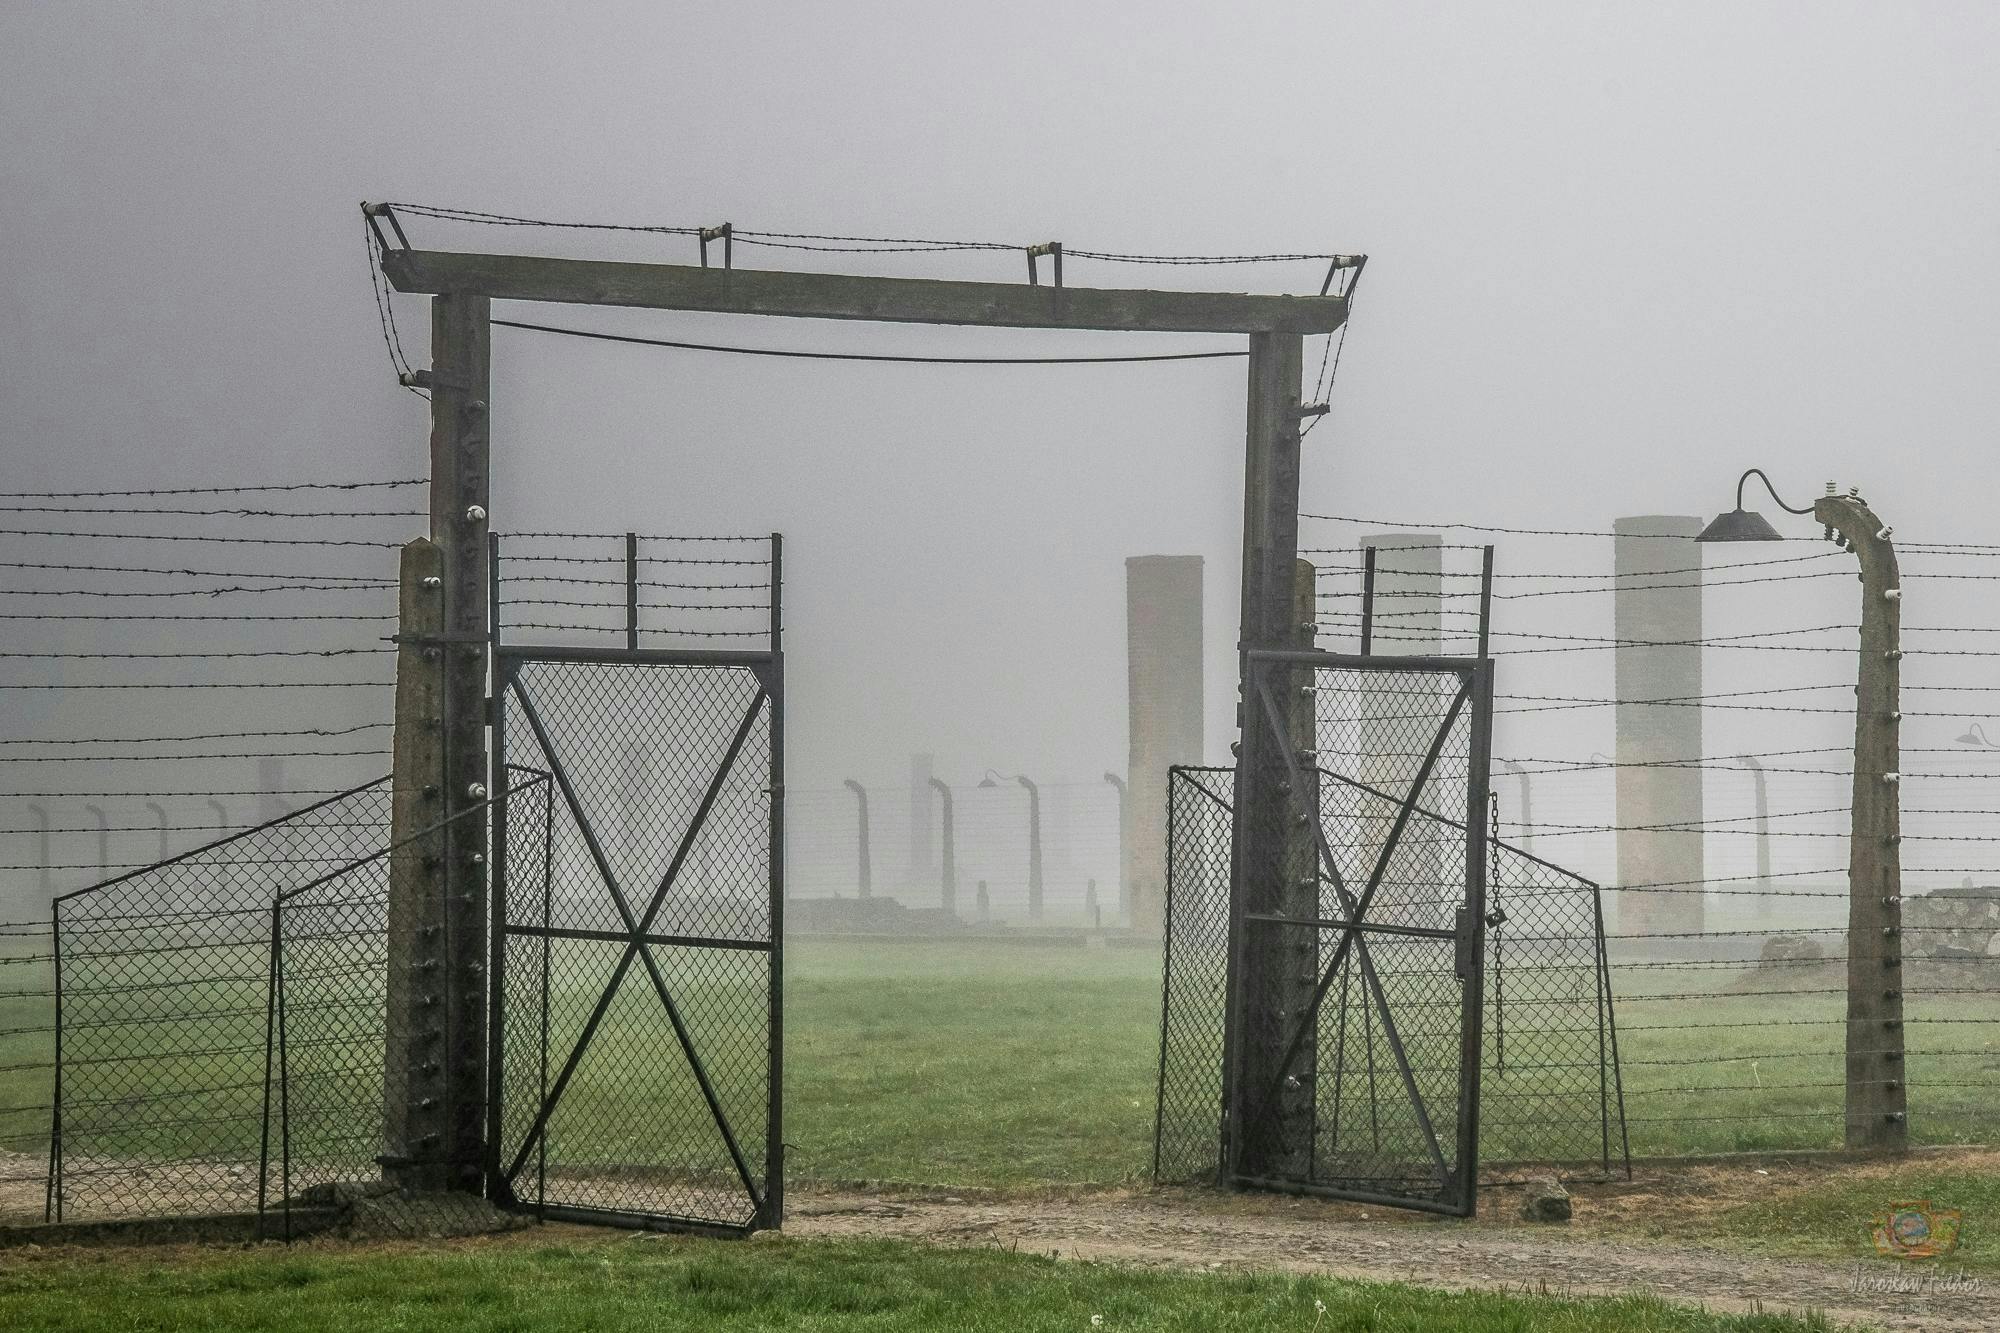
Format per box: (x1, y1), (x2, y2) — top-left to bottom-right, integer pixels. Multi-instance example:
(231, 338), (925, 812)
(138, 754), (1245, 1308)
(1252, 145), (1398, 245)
(380, 250), (1347, 335)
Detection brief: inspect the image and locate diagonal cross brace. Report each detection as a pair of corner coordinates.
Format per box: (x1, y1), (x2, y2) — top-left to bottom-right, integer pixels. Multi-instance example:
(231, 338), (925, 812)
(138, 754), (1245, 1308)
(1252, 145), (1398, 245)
(499, 675), (770, 1205)
(1246, 667), (1472, 1183)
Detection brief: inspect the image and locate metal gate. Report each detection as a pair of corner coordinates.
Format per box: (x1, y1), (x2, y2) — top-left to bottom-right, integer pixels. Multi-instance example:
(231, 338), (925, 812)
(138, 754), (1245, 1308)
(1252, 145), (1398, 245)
(488, 643), (782, 1234)
(1226, 650), (1491, 1214)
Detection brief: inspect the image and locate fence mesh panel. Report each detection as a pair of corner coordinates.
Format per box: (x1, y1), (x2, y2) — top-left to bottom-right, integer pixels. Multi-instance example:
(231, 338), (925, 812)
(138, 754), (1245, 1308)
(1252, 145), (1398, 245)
(495, 655), (775, 1231)
(48, 781), (392, 1221)
(1477, 838), (1626, 1174)
(263, 772), (550, 1237)
(0, 916), (56, 1223)
(1153, 767), (1233, 1184)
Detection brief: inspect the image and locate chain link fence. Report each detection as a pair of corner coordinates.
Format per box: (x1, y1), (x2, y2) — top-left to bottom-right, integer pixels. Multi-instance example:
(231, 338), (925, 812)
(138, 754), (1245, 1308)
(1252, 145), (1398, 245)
(48, 780), (393, 1221)
(1156, 686), (1626, 1195)
(0, 773), (552, 1234)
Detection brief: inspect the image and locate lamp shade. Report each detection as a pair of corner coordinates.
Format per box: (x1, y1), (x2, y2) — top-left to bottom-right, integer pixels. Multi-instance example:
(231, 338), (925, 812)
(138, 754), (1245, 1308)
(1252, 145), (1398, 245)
(1696, 507), (1785, 542)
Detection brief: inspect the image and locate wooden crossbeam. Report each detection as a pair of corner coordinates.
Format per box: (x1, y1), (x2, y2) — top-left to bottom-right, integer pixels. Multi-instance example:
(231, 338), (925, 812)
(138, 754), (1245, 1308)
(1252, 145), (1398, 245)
(380, 249), (1347, 335)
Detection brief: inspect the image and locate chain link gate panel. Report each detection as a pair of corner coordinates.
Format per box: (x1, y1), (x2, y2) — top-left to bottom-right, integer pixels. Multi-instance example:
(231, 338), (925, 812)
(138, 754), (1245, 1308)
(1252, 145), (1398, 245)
(489, 646), (781, 1235)
(1228, 650), (1491, 1214)
(1157, 655), (1627, 1212)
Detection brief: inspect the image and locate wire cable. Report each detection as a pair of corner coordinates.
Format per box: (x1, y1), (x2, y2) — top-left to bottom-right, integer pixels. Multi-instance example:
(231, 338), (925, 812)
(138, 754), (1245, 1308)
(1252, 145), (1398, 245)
(492, 317), (1248, 365)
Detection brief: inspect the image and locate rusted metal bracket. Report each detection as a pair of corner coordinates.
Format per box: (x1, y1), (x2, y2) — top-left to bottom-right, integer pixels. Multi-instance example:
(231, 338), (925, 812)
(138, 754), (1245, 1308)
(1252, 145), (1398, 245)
(1026, 241), (1063, 288)
(362, 200), (412, 253)
(699, 223), (734, 269)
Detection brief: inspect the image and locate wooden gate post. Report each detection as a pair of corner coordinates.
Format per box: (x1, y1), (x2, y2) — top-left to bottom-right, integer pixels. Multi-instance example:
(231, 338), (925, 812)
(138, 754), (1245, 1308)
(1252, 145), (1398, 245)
(1225, 331), (1315, 1179)
(385, 292), (495, 1195)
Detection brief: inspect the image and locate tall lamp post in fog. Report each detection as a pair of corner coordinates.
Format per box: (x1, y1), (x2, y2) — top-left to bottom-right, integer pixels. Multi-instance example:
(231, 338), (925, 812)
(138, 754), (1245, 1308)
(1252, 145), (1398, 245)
(980, 770), (1044, 921)
(841, 779), (872, 899)
(1697, 467), (1903, 1150)
(1735, 755), (1772, 921)
(1102, 771), (1127, 922)
(1955, 722), (1996, 748)
(82, 804), (108, 879)
(145, 802), (170, 864)
(25, 803), (50, 899)
(1496, 759), (1532, 854)
(927, 776), (957, 918)
(206, 799), (229, 832)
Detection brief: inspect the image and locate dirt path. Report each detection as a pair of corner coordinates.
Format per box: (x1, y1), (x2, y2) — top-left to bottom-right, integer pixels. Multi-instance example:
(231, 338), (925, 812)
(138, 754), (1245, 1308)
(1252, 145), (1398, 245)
(789, 1186), (1989, 1331)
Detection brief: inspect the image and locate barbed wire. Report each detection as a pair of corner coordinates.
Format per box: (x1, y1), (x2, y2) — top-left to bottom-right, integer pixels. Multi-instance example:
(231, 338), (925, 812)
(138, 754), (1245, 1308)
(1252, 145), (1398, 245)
(0, 749), (390, 763)
(506, 573), (767, 590)
(377, 202), (1354, 266)
(1300, 512), (1748, 539)
(501, 621), (767, 638)
(502, 553), (769, 568)
(504, 530), (767, 542)
(0, 681), (392, 691)
(0, 648), (390, 659)
(1311, 549), (1843, 578)
(0, 528), (401, 547)
(0, 558), (387, 582)
(0, 723), (389, 746)
(0, 505), (421, 519)
(0, 788), (386, 799)
(500, 597), (766, 612)
(0, 820), (383, 837)
(0, 611), (392, 622)
(0, 479), (424, 500)
(1327, 569), (1858, 599)
(0, 582), (392, 599)
(363, 220), (427, 400)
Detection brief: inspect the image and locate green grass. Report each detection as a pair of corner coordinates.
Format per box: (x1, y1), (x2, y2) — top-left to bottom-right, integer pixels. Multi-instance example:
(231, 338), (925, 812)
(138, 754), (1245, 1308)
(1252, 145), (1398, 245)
(785, 939), (1160, 1185)
(0, 1233), (1854, 1332)
(5, 934), (1998, 1196)
(1604, 984), (2000, 1157)
(1611, 1160), (2000, 1273)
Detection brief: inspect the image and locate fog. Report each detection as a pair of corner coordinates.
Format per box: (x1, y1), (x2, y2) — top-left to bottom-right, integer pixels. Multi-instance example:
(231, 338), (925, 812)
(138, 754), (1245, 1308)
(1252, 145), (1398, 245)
(3, 3), (1998, 906)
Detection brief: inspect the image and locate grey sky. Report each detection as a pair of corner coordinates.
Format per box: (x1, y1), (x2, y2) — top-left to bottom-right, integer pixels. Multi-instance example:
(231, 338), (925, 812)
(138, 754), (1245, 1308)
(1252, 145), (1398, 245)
(3, 2), (1995, 836)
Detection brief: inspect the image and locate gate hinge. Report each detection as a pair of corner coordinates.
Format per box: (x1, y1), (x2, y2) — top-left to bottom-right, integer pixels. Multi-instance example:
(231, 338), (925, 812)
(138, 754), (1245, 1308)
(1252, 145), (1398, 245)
(1453, 908), (1478, 981)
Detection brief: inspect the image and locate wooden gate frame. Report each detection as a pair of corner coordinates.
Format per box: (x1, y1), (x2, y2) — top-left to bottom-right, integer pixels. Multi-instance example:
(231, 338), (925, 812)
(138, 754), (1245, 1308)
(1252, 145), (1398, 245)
(371, 214), (1351, 1215)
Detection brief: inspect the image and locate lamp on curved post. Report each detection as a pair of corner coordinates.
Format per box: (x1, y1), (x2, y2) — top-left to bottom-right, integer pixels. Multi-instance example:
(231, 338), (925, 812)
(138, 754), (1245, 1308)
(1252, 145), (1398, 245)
(1495, 759), (1532, 854)
(81, 805), (109, 879)
(1955, 722), (1995, 748)
(979, 770), (1043, 921)
(1699, 469), (1904, 1150)
(1734, 756), (1772, 922)
(144, 802), (170, 865)
(25, 803), (50, 901)
(1102, 771), (1128, 923)
(927, 777), (957, 919)
(841, 779), (871, 899)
